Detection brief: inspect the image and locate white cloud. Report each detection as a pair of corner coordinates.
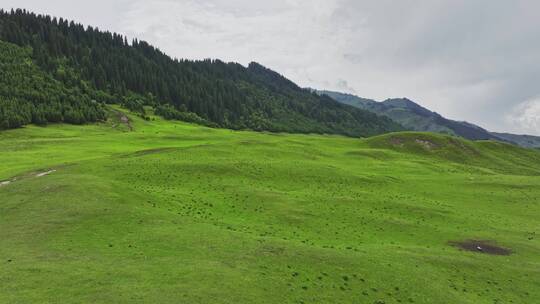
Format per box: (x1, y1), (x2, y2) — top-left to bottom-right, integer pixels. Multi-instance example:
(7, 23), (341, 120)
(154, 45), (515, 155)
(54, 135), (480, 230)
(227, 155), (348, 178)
(506, 97), (540, 136)
(119, 0), (345, 69)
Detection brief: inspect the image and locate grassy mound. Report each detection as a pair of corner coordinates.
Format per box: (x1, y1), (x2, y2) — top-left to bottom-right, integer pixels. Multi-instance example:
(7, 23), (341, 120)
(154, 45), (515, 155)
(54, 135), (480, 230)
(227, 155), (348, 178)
(363, 132), (540, 175)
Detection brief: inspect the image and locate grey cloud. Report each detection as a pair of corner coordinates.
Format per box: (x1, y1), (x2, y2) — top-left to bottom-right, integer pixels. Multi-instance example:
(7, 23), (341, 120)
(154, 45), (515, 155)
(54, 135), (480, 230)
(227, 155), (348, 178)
(336, 79), (356, 94)
(332, 0), (540, 134)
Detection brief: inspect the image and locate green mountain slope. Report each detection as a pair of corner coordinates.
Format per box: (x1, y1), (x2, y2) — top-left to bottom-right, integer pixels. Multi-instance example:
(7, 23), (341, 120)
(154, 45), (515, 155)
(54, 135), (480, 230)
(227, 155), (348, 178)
(317, 90), (499, 140)
(318, 90), (540, 148)
(0, 40), (106, 128)
(0, 9), (401, 137)
(1, 110), (539, 303)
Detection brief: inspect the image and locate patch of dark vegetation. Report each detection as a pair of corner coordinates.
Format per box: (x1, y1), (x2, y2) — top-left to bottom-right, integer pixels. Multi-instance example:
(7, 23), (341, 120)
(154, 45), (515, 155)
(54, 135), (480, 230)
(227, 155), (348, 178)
(450, 240), (511, 256)
(124, 144), (216, 158)
(131, 147), (179, 157)
(345, 150), (390, 161)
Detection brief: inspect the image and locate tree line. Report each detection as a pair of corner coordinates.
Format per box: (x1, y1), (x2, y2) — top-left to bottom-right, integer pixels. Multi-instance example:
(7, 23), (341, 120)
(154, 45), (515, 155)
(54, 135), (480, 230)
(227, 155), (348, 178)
(0, 9), (402, 136)
(0, 40), (105, 129)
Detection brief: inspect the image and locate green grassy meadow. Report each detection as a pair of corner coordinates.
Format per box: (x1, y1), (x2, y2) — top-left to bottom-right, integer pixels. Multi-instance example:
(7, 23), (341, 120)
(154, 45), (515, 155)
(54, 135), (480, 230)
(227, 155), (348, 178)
(1, 108), (539, 303)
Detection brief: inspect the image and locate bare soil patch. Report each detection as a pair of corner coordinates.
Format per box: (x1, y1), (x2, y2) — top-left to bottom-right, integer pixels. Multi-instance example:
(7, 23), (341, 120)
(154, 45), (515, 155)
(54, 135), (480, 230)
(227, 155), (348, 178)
(120, 115), (132, 130)
(389, 137), (404, 146)
(450, 240), (511, 256)
(415, 139), (439, 150)
(35, 170), (56, 177)
(0, 168), (58, 188)
(111, 110), (133, 131)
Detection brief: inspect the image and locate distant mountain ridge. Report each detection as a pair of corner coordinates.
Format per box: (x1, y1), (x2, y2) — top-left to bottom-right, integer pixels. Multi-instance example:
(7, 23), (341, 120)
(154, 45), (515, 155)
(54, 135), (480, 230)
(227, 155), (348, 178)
(316, 90), (540, 148)
(491, 133), (540, 149)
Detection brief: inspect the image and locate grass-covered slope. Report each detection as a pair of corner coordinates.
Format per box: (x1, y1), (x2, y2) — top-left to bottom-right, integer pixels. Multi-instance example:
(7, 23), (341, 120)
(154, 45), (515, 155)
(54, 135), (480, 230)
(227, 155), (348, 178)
(364, 132), (540, 175)
(0, 9), (401, 137)
(0, 111), (539, 303)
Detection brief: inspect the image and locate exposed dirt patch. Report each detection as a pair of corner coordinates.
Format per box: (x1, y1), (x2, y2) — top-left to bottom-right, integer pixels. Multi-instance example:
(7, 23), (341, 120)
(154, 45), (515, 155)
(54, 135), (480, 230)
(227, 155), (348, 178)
(111, 110), (133, 131)
(119, 113), (133, 131)
(0, 168), (59, 188)
(389, 137), (404, 146)
(35, 170), (56, 177)
(415, 139), (439, 150)
(450, 240), (512, 256)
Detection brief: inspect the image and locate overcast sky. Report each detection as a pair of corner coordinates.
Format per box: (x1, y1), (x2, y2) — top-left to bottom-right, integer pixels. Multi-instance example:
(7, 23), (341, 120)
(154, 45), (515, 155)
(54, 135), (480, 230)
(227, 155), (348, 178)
(3, 0), (540, 135)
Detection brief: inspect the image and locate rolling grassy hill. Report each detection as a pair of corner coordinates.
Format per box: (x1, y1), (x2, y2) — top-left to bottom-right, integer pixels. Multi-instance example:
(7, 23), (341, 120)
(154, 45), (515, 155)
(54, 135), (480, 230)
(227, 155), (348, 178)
(1, 108), (539, 303)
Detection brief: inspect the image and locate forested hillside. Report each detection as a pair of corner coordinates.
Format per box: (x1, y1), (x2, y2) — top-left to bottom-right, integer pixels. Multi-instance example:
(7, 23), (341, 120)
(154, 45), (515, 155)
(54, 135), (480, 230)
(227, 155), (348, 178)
(0, 9), (401, 136)
(0, 40), (105, 129)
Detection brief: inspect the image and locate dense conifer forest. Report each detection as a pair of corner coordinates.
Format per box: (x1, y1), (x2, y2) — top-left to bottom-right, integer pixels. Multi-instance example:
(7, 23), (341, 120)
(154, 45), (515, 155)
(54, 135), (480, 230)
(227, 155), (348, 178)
(0, 9), (402, 136)
(0, 40), (105, 129)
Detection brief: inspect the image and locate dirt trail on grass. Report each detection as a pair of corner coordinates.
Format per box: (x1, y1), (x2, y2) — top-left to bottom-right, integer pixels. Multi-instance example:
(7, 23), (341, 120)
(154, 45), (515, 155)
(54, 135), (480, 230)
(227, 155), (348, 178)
(35, 170), (56, 177)
(0, 169), (57, 188)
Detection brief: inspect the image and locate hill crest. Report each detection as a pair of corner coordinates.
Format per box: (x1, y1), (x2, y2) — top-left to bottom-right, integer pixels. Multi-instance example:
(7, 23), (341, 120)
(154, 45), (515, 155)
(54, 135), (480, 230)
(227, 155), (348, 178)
(362, 132), (540, 174)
